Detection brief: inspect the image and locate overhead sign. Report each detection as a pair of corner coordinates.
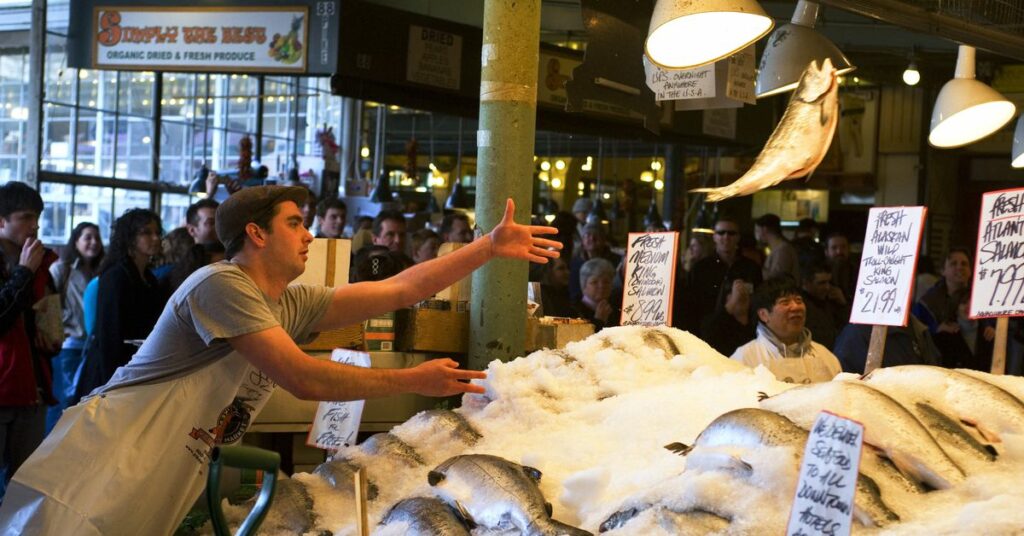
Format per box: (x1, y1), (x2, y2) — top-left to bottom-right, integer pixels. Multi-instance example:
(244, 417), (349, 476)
(850, 206), (925, 326)
(407, 24), (463, 91)
(307, 349), (370, 451)
(93, 7), (308, 72)
(644, 56), (716, 102)
(620, 232), (679, 326)
(972, 187), (1024, 318)
(786, 411), (864, 536)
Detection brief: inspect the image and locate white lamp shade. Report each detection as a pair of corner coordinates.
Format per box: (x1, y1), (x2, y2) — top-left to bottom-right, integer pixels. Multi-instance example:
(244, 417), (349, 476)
(646, 0), (773, 70)
(929, 46), (1015, 149)
(1011, 114), (1024, 168)
(756, 23), (855, 97)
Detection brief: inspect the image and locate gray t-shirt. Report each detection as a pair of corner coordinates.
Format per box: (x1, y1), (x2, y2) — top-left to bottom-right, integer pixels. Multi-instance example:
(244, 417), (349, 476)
(95, 262), (333, 394)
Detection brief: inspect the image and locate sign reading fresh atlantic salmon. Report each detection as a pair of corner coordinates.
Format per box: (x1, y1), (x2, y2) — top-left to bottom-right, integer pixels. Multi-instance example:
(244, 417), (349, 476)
(620, 232), (678, 326)
(786, 411), (864, 536)
(971, 187), (1024, 318)
(850, 206), (926, 326)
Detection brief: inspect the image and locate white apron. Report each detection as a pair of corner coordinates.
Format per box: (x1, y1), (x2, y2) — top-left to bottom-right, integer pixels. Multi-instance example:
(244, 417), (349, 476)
(0, 353), (276, 535)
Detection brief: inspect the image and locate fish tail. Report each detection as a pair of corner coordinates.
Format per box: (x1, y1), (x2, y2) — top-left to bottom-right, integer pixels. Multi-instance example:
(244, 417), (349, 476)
(532, 518), (594, 536)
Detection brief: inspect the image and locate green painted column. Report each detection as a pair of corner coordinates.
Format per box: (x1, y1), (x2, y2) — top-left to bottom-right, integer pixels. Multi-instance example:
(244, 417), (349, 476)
(469, 0), (541, 370)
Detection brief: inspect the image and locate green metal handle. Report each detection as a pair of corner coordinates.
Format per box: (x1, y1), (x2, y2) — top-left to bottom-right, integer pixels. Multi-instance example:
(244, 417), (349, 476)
(207, 445), (281, 536)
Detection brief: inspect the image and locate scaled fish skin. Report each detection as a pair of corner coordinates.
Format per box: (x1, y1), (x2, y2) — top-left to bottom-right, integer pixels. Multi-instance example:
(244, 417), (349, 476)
(380, 496), (470, 536)
(408, 409), (483, 446)
(243, 478), (314, 534)
(865, 365), (1024, 441)
(760, 381), (966, 490)
(311, 458), (379, 500)
(691, 58), (839, 202)
(361, 432), (425, 467)
(428, 454), (593, 536)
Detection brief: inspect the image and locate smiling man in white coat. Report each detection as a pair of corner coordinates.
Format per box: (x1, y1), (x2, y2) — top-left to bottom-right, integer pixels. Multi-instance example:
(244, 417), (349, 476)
(0, 186), (561, 535)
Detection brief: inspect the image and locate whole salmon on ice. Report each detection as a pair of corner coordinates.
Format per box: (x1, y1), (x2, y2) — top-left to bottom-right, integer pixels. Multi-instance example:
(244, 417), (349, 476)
(693, 58), (839, 202)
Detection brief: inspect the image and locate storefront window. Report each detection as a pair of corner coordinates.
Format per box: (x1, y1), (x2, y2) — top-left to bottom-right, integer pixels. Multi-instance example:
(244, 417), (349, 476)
(0, 50), (28, 184)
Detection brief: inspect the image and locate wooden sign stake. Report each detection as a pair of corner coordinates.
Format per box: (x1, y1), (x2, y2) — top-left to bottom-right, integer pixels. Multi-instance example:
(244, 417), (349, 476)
(863, 325), (888, 375)
(991, 317), (1009, 375)
(354, 467), (370, 536)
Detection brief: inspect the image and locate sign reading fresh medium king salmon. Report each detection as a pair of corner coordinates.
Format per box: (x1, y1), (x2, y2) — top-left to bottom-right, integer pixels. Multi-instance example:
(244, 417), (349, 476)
(308, 350), (370, 451)
(93, 7), (309, 72)
(850, 206), (925, 326)
(620, 232), (678, 326)
(786, 411), (864, 536)
(971, 187), (1024, 318)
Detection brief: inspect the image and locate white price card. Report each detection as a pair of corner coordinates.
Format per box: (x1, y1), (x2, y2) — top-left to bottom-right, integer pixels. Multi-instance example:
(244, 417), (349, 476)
(620, 232), (679, 326)
(971, 188), (1024, 318)
(786, 411), (865, 536)
(307, 349), (370, 451)
(643, 56), (715, 102)
(850, 206), (926, 326)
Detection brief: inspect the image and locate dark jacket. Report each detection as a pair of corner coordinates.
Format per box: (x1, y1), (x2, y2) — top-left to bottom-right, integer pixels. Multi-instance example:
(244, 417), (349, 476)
(675, 253), (762, 334)
(833, 318), (940, 373)
(568, 249), (622, 303)
(572, 299), (620, 330)
(76, 258), (166, 400)
(801, 290), (849, 351)
(700, 308), (756, 357)
(0, 248), (59, 406)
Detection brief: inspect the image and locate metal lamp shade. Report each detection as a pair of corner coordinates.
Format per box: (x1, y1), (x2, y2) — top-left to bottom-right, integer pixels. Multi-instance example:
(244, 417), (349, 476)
(929, 46), (1015, 149)
(645, 0), (773, 70)
(1011, 115), (1024, 168)
(756, 23), (855, 98)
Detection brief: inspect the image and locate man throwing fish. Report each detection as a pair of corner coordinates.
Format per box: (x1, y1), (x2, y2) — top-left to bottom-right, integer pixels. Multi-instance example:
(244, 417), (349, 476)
(730, 277), (841, 383)
(0, 186), (561, 535)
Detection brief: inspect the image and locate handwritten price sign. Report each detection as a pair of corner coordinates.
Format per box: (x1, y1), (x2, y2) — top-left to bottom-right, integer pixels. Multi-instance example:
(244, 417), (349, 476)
(786, 411), (864, 536)
(307, 349), (370, 451)
(850, 206), (925, 326)
(620, 232), (678, 326)
(971, 188), (1024, 318)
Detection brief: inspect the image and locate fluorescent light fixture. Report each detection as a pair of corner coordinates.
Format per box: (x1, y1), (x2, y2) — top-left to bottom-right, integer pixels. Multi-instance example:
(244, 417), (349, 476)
(929, 45), (1015, 148)
(756, 1), (855, 98)
(646, 0), (773, 70)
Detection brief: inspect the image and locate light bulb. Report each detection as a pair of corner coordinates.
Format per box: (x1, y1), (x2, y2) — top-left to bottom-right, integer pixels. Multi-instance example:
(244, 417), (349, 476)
(555, 159), (566, 170)
(360, 147), (370, 158)
(903, 64), (920, 86)
(551, 177), (563, 189)
(540, 160), (551, 171)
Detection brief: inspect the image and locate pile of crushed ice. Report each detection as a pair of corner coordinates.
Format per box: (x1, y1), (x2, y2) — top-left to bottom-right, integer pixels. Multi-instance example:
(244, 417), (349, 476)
(223, 326), (1024, 534)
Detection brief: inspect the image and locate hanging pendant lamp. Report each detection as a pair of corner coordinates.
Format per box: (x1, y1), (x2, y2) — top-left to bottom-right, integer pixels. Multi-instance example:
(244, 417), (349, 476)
(929, 45), (1015, 149)
(756, 0), (855, 98)
(646, 0), (773, 70)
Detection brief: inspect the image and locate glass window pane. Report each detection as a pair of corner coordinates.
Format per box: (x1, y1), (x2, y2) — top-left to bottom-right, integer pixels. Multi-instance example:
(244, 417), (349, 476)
(44, 35), (74, 105)
(116, 117), (153, 181)
(0, 119), (26, 183)
(118, 71), (155, 116)
(39, 182), (72, 245)
(47, 0), (70, 34)
(42, 103), (74, 172)
(77, 69), (117, 112)
(160, 192), (192, 231)
(262, 137), (290, 171)
(76, 109), (115, 177)
(113, 189), (151, 220)
(74, 185), (114, 242)
(159, 120), (195, 186)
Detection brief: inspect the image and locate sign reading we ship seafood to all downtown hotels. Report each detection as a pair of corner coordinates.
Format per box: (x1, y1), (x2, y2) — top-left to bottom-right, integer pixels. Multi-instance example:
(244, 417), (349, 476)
(849, 206), (926, 326)
(92, 7), (309, 72)
(971, 187), (1024, 318)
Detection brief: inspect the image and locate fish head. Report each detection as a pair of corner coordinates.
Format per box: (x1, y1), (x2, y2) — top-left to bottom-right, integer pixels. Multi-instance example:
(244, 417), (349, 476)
(793, 58), (837, 103)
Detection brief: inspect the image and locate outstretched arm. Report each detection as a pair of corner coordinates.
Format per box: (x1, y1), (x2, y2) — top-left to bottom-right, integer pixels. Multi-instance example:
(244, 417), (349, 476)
(313, 199), (560, 330)
(229, 325), (487, 400)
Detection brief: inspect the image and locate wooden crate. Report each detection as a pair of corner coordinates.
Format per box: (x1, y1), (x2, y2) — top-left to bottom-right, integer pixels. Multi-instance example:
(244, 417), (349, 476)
(396, 308), (469, 354)
(300, 323), (364, 351)
(525, 317), (595, 351)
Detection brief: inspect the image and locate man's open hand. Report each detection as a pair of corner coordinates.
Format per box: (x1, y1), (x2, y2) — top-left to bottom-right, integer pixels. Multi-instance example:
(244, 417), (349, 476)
(408, 358), (487, 397)
(489, 199), (561, 263)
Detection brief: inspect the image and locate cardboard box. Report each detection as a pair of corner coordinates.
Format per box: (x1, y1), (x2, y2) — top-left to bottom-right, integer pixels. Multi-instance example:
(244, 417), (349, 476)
(396, 307), (469, 354)
(526, 317), (595, 351)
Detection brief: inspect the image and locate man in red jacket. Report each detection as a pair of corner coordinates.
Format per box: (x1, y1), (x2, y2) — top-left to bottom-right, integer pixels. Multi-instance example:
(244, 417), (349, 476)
(0, 181), (58, 499)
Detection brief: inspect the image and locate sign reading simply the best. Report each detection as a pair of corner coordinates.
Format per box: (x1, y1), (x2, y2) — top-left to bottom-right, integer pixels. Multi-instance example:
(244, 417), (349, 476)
(972, 187), (1024, 317)
(786, 411), (864, 536)
(93, 7), (309, 72)
(620, 232), (678, 326)
(850, 206), (926, 326)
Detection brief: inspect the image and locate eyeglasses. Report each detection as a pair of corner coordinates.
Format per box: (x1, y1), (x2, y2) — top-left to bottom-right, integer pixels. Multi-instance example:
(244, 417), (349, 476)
(714, 230), (739, 236)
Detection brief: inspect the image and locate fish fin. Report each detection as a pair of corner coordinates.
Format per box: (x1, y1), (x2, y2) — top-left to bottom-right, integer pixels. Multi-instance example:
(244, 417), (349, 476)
(452, 500), (476, 528)
(427, 470), (445, 486)
(523, 465), (543, 483)
(664, 442), (692, 456)
(545, 501), (554, 517)
(961, 418), (1003, 444)
(882, 447), (957, 490)
(757, 391), (770, 401)
(689, 187), (714, 193)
